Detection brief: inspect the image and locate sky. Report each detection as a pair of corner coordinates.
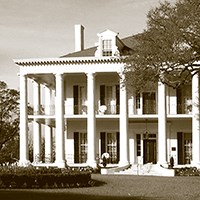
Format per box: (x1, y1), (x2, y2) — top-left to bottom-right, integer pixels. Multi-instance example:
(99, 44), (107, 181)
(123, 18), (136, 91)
(0, 0), (176, 89)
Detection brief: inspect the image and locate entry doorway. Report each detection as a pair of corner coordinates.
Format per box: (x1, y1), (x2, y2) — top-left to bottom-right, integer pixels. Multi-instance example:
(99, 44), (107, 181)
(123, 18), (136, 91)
(143, 139), (157, 164)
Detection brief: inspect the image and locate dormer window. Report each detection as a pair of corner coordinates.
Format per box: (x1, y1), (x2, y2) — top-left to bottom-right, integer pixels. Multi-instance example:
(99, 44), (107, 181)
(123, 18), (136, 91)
(102, 39), (112, 56)
(95, 29), (123, 57)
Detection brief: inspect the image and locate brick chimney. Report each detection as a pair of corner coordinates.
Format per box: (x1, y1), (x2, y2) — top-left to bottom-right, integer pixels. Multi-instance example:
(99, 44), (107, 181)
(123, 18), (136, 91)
(75, 24), (84, 52)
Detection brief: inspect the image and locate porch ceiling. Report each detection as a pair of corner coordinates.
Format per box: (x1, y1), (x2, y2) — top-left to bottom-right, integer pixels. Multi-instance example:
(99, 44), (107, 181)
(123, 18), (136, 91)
(28, 74), (55, 89)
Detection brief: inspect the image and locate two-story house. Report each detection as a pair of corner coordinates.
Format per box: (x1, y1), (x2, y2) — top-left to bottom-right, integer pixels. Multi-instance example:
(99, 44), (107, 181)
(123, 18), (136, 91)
(14, 25), (200, 172)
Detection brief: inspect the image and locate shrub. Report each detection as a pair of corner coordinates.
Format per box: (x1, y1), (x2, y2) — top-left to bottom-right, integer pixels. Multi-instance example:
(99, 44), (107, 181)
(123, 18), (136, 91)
(175, 167), (200, 176)
(0, 166), (92, 188)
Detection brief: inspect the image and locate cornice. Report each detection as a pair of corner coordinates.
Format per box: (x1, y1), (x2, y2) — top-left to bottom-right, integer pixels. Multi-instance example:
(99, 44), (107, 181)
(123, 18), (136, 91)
(13, 56), (125, 67)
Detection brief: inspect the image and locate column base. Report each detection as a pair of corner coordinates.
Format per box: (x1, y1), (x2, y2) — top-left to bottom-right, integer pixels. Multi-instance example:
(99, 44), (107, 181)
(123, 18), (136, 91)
(157, 161), (168, 168)
(86, 160), (97, 168)
(118, 160), (130, 167)
(191, 161), (200, 168)
(45, 154), (52, 163)
(19, 159), (31, 167)
(55, 160), (67, 168)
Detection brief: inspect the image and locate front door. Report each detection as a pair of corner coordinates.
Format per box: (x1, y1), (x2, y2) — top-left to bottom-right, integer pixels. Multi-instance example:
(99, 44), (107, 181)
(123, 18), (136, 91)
(143, 139), (157, 164)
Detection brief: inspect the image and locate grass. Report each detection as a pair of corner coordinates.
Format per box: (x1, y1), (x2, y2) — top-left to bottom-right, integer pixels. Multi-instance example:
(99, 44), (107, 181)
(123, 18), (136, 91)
(1, 174), (200, 200)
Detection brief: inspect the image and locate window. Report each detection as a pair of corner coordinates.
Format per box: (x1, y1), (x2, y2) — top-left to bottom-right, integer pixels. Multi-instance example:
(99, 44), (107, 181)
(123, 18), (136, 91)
(177, 132), (192, 164)
(143, 92), (156, 114)
(73, 85), (87, 114)
(177, 85), (192, 114)
(102, 39), (112, 56)
(100, 85), (119, 114)
(74, 132), (87, 163)
(100, 132), (119, 163)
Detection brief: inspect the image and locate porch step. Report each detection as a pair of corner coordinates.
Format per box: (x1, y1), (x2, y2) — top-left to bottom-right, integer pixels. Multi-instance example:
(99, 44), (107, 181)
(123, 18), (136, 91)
(114, 163), (175, 176)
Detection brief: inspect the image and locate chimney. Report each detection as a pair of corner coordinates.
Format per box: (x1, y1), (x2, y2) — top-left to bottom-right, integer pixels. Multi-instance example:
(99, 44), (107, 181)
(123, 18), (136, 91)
(75, 24), (84, 52)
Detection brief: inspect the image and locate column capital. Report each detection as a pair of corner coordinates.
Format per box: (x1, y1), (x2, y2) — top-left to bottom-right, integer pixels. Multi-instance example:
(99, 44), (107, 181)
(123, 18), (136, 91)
(86, 72), (96, 78)
(191, 69), (200, 76)
(54, 73), (64, 82)
(19, 73), (27, 77)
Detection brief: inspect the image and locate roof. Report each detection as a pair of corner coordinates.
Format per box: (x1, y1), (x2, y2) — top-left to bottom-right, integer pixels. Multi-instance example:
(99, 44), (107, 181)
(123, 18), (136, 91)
(62, 46), (97, 58)
(60, 34), (141, 58)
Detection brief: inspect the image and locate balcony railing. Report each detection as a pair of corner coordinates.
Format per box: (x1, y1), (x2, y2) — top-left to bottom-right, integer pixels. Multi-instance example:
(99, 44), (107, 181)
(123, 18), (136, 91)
(177, 103), (192, 114)
(97, 105), (120, 115)
(128, 105), (157, 115)
(31, 102), (192, 116)
(33, 105), (55, 115)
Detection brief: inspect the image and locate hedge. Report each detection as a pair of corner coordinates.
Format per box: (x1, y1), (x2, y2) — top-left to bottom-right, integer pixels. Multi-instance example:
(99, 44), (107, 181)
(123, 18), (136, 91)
(175, 167), (200, 176)
(0, 166), (93, 188)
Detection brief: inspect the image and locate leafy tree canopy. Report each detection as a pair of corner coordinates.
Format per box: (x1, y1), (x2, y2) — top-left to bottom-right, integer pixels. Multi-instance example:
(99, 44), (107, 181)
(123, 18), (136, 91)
(0, 81), (20, 164)
(124, 0), (200, 92)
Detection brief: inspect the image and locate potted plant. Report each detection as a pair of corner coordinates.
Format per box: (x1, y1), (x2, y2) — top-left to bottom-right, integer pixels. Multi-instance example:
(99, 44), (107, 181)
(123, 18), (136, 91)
(168, 156), (174, 169)
(101, 153), (109, 168)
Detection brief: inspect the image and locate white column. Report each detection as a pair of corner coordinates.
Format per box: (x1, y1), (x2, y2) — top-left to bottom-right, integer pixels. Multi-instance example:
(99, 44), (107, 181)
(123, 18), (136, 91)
(19, 74), (29, 166)
(158, 81), (167, 165)
(192, 71), (200, 165)
(45, 85), (53, 163)
(55, 73), (65, 168)
(119, 74), (129, 166)
(33, 80), (41, 163)
(129, 137), (135, 164)
(45, 85), (50, 115)
(45, 125), (53, 163)
(86, 72), (96, 167)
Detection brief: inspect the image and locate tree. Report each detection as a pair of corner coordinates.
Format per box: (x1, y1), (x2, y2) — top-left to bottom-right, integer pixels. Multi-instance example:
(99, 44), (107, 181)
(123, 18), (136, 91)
(124, 0), (200, 91)
(0, 81), (20, 164)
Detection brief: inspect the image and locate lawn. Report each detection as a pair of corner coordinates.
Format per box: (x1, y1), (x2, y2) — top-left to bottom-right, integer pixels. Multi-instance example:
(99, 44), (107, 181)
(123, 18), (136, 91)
(0, 174), (200, 200)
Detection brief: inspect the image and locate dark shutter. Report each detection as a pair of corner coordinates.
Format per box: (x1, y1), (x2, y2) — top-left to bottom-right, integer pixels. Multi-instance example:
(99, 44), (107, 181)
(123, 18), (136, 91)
(116, 85), (120, 114)
(117, 132), (120, 162)
(100, 85), (105, 105)
(100, 132), (106, 156)
(74, 132), (79, 163)
(136, 134), (141, 156)
(136, 92), (140, 109)
(73, 85), (79, 114)
(177, 132), (183, 164)
(177, 87), (182, 114)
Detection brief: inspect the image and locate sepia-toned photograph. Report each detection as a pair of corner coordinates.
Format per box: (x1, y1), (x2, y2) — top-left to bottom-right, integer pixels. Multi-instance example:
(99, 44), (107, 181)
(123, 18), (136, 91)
(0, 0), (199, 199)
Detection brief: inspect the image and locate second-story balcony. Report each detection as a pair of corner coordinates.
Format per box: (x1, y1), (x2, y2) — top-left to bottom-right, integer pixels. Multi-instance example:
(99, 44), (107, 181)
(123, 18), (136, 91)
(30, 101), (193, 117)
(31, 104), (120, 116)
(33, 105), (55, 116)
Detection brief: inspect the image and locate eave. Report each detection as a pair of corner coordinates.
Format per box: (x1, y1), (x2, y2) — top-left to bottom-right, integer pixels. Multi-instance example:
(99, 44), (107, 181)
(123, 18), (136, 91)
(13, 56), (124, 67)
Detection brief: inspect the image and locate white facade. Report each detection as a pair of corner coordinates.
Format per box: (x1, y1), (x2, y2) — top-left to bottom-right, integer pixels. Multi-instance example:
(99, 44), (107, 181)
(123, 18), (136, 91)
(14, 25), (200, 169)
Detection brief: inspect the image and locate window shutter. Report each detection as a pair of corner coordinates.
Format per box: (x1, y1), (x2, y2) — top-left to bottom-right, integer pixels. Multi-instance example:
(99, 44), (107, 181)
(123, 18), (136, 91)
(116, 85), (120, 114)
(73, 85), (79, 114)
(117, 132), (120, 162)
(177, 132), (183, 164)
(177, 87), (182, 114)
(74, 132), (79, 163)
(100, 132), (106, 156)
(100, 85), (105, 105)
